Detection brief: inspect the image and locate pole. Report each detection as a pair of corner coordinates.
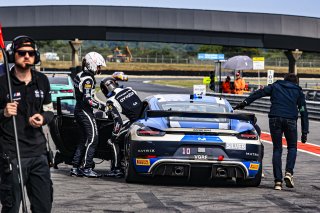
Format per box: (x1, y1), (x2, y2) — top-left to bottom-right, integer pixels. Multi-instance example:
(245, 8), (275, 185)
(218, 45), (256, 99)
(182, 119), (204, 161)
(0, 48), (28, 213)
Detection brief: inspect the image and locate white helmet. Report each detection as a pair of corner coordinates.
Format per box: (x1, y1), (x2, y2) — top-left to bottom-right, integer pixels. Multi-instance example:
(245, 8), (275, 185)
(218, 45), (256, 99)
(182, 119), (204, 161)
(82, 52), (106, 75)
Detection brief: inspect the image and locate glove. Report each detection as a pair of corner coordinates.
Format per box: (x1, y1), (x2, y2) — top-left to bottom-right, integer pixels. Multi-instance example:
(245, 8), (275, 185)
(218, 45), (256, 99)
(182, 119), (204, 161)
(301, 133), (307, 143)
(234, 101), (247, 110)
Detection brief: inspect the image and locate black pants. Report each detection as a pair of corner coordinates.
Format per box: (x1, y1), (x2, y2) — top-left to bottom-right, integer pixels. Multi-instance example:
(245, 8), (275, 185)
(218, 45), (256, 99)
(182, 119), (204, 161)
(0, 155), (53, 213)
(110, 121), (131, 170)
(72, 109), (98, 168)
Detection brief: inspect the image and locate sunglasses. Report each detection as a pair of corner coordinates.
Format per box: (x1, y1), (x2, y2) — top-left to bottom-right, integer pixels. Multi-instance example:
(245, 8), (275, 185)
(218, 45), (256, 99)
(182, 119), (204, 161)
(16, 50), (36, 57)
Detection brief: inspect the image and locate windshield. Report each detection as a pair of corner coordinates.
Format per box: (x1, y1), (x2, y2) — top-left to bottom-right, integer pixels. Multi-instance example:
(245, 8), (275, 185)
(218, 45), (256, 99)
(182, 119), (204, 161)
(48, 77), (69, 85)
(159, 101), (229, 122)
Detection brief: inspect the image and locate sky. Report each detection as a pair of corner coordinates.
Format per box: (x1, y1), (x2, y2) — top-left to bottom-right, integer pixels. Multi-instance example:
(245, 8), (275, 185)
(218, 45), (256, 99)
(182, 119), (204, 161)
(1, 0), (320, 19)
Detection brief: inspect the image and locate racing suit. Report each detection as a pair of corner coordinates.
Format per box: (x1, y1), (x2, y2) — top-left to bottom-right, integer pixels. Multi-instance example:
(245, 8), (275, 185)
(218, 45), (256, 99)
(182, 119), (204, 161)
(72, 71), (106, 169)
(106, 87), (143, 170)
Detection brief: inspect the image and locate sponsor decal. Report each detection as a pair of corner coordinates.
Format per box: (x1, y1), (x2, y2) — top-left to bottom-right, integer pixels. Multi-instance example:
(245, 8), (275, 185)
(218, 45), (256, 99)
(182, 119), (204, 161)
(249, 163), (259, 170)
(182, 135), (222, 142)
(246, 152), (259, 157)
(198, 147), (206, 153)
(84, 84), (91, 89)
(137, 149), (155, 153)
(136, 159), (150, 166)
(193, 129), (211, 132)
(226, 143), (246, 150)
(194, 155), (208, 160)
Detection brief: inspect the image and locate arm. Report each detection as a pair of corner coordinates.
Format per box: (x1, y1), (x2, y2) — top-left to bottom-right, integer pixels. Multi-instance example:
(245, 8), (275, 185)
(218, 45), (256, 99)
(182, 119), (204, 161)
(106, 100), (123, 141)
(82, 77), (106, 111)
(234, 84), (272, 110)
(41, 76), (54, 125)
(298, 91), (309, 142)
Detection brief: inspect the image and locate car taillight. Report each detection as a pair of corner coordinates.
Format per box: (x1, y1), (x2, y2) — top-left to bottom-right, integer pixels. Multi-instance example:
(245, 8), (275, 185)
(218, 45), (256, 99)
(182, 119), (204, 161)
(137, 127), (165, 136)
(60, 89), (73, 93)
(237, 129), (258, 140)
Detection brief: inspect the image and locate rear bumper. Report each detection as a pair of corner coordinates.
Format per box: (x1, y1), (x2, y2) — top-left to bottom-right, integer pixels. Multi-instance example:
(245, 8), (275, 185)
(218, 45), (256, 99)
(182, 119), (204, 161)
(134, 158), (260, 180)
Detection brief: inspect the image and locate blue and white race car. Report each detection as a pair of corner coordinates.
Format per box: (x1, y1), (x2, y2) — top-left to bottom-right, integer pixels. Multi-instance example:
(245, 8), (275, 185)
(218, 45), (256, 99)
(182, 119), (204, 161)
(124, 94), (263, 186)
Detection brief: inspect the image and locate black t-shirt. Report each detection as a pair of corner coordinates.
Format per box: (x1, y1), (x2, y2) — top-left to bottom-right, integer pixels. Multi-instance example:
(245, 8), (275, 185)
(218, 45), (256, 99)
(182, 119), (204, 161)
(0, 69), (53, 158)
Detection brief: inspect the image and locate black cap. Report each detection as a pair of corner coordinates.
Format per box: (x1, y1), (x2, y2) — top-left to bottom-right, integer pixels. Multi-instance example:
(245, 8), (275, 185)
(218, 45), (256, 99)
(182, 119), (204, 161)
(13, 36), (36, 51)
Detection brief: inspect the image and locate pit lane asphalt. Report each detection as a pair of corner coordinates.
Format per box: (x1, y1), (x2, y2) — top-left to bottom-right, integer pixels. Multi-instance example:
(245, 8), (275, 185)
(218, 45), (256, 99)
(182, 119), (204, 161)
(3, 76), (319, 212)
(49, 77), (319, 212)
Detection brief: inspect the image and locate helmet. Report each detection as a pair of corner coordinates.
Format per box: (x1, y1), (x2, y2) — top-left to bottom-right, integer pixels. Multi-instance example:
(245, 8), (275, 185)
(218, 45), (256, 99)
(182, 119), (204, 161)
(82, 52), (106, 75)
(100, 77), (119, 97)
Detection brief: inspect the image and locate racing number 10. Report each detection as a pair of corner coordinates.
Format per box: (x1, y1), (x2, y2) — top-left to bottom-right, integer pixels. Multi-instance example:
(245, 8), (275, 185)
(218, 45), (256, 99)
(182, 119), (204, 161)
(182, 148), (191, 155)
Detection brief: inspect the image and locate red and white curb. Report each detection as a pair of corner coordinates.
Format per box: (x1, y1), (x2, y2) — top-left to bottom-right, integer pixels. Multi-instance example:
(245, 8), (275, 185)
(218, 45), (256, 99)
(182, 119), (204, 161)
(261, 132), (320, 157)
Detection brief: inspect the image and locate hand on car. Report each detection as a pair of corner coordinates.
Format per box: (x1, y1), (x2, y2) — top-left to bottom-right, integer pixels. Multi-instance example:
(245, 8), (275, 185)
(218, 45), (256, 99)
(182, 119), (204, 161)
(4, 102), (19, 117)
(301, 133), (307, 143)
(29, 113), (44, 128)
(234, 101), (247, 110)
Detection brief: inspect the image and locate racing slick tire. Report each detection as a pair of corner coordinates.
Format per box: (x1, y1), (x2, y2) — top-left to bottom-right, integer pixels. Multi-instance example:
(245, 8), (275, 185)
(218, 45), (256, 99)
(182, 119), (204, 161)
(124, 150), (140, 183)
(237, 163), (262, 187)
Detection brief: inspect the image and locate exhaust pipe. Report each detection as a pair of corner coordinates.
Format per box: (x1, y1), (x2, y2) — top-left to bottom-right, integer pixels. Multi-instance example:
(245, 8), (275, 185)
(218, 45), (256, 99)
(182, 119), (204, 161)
(173, 166), (184, 176)
(216, 167), (227, 177)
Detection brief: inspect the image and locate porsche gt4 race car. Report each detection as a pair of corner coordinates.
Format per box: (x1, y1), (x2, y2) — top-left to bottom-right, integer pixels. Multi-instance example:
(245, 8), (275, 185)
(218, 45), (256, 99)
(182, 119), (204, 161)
(124, 94), (263, 186)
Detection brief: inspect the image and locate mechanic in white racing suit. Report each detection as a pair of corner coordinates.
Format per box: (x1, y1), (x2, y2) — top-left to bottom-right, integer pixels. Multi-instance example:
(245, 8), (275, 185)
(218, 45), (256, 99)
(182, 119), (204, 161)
(70, 52), (106, 178)
(100, 77), (143, 178)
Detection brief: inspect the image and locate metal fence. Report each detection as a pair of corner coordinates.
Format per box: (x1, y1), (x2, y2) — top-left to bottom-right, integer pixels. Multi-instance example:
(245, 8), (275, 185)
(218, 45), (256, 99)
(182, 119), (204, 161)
(207, 92), (320, 121)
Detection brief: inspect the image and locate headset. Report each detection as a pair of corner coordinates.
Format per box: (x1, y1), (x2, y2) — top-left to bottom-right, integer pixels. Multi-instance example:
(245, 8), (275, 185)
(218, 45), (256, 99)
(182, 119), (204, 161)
(7, 35), (40, 64)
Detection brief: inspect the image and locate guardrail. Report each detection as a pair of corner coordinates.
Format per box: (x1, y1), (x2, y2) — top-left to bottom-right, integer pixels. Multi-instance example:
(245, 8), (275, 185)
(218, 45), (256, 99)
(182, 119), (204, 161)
(207, 92), (320, 121)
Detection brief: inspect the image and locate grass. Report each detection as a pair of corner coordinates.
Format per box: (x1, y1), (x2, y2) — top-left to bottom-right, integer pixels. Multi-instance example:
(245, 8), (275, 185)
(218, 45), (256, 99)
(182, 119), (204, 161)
(40, 61), (320, 74)
(151, 79), (205, 88)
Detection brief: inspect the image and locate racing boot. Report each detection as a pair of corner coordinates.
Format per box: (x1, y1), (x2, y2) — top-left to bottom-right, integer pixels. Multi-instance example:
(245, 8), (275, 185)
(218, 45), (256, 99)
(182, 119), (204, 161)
(104, 168), (124, 178)
(70, 167), (83, 177)
(82, 168), (102, 178)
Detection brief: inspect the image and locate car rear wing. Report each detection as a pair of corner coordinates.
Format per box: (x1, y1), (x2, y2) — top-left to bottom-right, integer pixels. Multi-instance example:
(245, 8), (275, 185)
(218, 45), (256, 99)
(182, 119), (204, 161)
(146, 110), (255, 123)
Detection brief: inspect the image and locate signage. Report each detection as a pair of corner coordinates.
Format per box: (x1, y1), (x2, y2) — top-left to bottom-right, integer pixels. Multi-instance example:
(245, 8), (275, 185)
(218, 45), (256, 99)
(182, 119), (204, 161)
(253, 57), (265, 70)
(267, 70), (274, 85)
(193, 85), (206, 95)
(198, 53), (224, 60)
(202, 77), (211, 84)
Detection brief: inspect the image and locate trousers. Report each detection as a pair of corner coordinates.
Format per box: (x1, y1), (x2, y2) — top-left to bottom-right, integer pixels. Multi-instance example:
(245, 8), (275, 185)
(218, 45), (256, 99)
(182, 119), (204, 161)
(0, 154), (53, 213)
(269, 117), (298, 182)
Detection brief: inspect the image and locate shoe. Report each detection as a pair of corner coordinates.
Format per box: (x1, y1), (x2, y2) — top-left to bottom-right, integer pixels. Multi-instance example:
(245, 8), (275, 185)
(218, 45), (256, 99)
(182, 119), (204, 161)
(70, 167), (83, 177)
(104, 169), (124, 178)
(274, 181), (282, 190)
(82, 168), (102, 178)
(284, 172), (294, 188)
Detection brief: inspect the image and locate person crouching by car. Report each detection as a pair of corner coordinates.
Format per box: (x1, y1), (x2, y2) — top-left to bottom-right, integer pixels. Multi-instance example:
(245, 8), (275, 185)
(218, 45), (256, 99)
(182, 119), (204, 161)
(70, 52), (107, 178)
(100, 77), (143, 178)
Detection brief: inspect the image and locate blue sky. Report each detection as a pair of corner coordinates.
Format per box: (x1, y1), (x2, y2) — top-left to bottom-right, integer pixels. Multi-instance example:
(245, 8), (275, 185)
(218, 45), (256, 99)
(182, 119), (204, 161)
(1, 0), (320, 18)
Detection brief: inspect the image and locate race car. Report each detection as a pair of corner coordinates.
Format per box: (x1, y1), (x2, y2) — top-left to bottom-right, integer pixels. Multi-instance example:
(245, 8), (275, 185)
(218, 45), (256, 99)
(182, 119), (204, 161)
(124, 94), (263, 186)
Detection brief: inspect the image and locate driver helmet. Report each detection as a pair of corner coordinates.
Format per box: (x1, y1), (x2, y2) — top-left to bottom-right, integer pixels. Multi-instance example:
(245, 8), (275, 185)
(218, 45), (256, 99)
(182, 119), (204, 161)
(82, 52), (106, 75)
(100, 77), (119, 98)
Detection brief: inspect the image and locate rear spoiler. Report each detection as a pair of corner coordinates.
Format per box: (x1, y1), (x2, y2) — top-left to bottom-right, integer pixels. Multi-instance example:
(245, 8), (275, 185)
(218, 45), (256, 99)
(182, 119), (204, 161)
(146, 110), (255, 123)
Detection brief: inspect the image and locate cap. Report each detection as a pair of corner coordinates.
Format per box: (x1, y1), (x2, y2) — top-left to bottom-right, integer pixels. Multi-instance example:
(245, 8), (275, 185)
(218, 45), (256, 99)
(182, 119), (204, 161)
(13, 36), (36, 51)
(236, 72), (240, 76)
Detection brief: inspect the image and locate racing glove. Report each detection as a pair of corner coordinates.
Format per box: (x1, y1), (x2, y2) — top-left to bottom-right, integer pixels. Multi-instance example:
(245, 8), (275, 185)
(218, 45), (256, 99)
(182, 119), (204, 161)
(234, 101), (247, 110)
(301, 133), (307, 143)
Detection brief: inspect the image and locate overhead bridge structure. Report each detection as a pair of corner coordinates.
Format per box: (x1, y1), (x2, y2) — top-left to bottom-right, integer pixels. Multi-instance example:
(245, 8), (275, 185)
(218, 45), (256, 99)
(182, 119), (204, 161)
(1, 5), (320, 72)
(1, 5), (320, 52)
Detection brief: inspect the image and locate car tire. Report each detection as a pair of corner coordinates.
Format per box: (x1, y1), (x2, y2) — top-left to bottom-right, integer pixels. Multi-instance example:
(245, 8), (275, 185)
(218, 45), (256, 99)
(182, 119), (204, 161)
(124, 146), (140, 183)
(237, 163), (262, 187)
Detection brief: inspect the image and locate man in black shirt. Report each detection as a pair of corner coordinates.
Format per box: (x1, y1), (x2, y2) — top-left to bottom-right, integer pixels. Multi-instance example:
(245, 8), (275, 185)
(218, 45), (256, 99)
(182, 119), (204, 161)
(0, 36), (54, 212)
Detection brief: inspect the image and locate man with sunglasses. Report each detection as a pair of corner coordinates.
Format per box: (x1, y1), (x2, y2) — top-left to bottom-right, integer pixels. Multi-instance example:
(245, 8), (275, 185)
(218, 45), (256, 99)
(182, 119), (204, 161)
(0, 35), (54, 212)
